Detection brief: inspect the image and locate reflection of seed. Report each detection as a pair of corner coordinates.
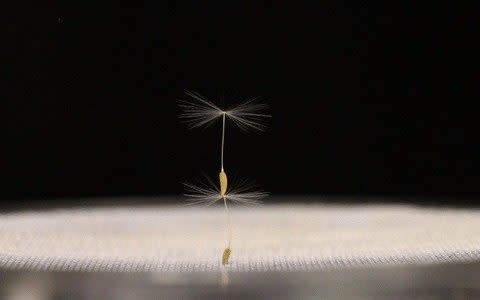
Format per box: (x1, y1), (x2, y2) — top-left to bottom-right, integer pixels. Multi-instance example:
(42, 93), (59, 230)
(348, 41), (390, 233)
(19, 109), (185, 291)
(222, 247), (231, 265)
(221, 267), (230, 287)
(219, 170), (228, 196)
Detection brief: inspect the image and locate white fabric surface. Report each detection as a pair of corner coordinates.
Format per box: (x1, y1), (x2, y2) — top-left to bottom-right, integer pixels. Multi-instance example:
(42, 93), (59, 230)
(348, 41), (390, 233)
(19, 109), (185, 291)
(1, 203), (480, 272)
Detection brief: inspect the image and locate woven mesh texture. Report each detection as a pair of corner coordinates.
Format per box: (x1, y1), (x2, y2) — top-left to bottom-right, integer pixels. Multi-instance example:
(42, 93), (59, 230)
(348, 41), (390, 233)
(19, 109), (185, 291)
(1, 203), (480, 272)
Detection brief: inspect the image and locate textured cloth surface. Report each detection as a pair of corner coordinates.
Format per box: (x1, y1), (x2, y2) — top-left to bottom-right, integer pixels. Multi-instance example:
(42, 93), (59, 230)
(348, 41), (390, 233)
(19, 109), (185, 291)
(1, 203), (480, 272)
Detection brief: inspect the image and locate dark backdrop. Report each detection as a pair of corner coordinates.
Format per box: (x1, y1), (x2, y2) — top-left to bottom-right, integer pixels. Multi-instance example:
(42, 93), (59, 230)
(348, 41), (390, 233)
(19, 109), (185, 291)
(3, 3), (479, 203)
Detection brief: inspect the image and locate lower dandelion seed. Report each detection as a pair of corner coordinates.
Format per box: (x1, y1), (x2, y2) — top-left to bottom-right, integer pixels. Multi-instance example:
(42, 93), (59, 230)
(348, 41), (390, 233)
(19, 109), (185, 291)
(222, 247), (231, 265)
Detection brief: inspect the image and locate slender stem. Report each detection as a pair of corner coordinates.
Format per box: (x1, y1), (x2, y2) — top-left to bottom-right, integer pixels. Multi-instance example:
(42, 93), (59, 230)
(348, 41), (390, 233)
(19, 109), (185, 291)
(223, 196), (232, 248)
(221, 112), (231, 249)
(221, 112), (226, 171)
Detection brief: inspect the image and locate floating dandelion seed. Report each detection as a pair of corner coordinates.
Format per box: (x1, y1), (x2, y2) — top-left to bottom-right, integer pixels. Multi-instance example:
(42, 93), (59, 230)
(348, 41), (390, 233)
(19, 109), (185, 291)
(179, 91), (269, 266)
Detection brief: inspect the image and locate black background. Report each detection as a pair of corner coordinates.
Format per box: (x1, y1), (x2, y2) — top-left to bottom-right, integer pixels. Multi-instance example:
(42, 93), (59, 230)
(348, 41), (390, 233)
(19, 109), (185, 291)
(3, 3), (479, 204)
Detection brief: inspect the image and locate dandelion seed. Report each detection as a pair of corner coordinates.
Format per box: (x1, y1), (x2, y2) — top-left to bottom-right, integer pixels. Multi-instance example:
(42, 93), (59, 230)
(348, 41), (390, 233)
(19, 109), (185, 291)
(179, 91), (269, 267)
(219, 170), (228, 197)
(222, 247), (231, 265)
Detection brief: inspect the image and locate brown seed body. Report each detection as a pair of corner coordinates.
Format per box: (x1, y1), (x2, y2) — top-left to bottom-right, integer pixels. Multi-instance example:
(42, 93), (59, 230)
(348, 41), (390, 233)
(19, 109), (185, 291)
(219, 170), (228, 196)
(222, 247), (231, 265)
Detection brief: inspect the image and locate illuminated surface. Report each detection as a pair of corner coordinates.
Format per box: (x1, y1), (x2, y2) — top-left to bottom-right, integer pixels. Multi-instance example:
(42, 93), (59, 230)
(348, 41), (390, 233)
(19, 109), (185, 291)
(1, 200), (480, 272)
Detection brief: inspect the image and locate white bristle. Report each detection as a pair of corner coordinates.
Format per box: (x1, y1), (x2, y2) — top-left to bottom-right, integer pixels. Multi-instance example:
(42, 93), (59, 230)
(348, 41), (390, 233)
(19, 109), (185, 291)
(179, 91), (270, 131)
